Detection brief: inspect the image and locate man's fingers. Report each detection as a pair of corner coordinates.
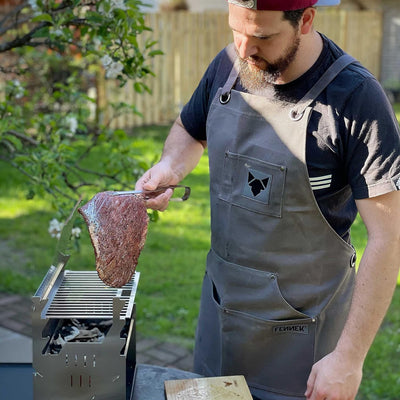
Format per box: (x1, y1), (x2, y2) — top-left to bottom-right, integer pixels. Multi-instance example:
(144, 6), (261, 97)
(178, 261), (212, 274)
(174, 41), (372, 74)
(305, 368), (317, 399)
(144, 189), (173, 211)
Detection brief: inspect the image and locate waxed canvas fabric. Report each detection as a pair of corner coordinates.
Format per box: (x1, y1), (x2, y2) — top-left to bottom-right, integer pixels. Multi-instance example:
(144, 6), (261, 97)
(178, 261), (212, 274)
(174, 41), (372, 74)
(193, 55), (357, 399)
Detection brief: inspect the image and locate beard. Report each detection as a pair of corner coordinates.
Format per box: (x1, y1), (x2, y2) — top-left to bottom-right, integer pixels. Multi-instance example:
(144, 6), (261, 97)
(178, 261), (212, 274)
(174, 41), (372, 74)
(237, 36), (301, 93)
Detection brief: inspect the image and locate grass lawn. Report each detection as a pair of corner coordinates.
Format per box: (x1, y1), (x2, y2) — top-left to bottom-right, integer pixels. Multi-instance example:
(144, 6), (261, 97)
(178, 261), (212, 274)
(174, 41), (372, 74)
(1, 110), (400, 397)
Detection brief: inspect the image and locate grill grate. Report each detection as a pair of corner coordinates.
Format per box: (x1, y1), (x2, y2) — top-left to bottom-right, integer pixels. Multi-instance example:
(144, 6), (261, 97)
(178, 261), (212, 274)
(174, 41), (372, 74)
(44, 270), (139, 319)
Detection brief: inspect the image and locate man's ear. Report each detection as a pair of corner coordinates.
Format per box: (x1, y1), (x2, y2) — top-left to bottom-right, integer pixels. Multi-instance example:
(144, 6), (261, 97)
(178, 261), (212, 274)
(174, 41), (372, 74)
(300, 8), (317, 35)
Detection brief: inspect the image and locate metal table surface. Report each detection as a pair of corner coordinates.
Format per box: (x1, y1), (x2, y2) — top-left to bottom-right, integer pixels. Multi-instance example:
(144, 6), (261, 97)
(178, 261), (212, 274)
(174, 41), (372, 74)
(0, 363), (202, 400)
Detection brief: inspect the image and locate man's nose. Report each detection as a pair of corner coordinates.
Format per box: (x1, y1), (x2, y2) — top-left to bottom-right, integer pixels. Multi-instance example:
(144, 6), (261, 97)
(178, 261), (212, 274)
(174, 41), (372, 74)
(235, 35), (258, 59)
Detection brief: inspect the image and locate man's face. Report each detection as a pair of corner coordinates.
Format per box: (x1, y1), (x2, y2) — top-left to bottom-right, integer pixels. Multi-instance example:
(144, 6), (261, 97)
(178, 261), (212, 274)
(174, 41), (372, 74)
(229, 4), (302, 89)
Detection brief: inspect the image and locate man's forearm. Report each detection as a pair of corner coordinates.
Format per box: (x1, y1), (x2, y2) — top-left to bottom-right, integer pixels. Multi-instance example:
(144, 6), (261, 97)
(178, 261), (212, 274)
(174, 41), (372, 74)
(335, 194), (400, 364)
(160, 116), (206, 183)
(135, 116), (206, 210)
(335, 236), (400, 364)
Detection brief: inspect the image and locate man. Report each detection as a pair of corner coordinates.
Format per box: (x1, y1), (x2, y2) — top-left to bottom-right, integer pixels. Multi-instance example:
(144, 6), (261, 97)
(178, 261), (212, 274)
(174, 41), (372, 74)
(136, 1), (400, 399)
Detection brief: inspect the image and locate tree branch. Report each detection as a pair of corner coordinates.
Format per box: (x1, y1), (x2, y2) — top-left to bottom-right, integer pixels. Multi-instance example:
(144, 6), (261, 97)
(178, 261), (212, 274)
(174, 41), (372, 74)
(0, 21), (52, 53)
(6, 130), (39, 146)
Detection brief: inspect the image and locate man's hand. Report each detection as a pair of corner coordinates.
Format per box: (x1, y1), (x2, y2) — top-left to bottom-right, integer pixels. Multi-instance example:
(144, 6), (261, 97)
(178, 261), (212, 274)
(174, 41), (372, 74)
(135, 161), (178, 211)
(305, 350), (362, 400)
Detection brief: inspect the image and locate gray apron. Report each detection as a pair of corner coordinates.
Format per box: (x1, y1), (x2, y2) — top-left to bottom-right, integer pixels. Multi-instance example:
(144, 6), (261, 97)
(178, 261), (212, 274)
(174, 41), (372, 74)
(193, 52), (357, 399)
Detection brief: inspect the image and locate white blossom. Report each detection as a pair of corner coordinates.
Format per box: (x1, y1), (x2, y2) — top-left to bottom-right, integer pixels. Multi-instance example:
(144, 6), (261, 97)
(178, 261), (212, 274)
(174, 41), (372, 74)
(48, 219), (81, 240)
(100, 54), (113, 68)
(28, 0), (41, 16)
(99, 0), (128, 17)
(52, 29), (63, 37)
(71, 227), (81, 239)
(111, 0), (128, 11)
(93, 37), (102, 51)
(11, 80), (25, 99)
(48, 218), (64, 239)
(65, 116), (78, 137)
(101, 55), (123, 78)
(105, 61), (124, 79)
(28, 0), (39, 10)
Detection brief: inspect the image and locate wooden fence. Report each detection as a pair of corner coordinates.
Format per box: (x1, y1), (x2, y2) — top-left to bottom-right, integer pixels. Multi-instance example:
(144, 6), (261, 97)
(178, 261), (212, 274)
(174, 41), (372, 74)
(105, 10), (383, 129)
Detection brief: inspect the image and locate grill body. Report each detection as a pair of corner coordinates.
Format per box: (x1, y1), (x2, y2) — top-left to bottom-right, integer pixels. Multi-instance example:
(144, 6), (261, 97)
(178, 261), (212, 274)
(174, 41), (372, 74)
(32, 263), (139, 400)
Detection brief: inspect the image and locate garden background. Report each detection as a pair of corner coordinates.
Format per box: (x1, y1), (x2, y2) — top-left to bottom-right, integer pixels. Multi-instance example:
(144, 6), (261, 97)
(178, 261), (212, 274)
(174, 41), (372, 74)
(0, 3), (399, 399)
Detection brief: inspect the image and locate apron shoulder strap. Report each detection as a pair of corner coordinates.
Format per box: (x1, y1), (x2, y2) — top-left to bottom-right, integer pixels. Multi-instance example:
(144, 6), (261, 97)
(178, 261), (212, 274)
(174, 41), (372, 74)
(290, 54), (358, 120)
(221, 44), (240, 94)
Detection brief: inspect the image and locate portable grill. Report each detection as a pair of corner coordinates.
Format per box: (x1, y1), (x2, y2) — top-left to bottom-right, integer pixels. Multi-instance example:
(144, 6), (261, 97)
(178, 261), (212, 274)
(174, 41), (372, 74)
(32, 255), (140, 400)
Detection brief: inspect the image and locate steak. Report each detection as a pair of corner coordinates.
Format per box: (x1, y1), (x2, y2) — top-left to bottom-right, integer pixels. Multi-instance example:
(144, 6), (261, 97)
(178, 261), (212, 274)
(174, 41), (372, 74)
(78, 191), (148, 287)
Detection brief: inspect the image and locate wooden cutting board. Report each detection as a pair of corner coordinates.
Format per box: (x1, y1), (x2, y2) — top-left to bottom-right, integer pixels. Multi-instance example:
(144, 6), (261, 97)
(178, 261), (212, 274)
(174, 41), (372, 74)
(164, 375), (253, 399)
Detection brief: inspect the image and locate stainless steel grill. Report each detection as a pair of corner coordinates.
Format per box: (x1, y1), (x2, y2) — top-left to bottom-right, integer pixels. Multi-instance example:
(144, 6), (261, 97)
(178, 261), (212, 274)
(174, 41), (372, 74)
(44, 270), (138, 319)
(32, 259), (139, 400)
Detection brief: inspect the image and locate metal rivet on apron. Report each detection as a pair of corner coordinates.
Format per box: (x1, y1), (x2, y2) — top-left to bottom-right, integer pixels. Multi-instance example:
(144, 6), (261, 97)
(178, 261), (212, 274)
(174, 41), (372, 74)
(350, 253), (356, 268)
(219, 92), (231, 104)
(289, 108), (304, 121)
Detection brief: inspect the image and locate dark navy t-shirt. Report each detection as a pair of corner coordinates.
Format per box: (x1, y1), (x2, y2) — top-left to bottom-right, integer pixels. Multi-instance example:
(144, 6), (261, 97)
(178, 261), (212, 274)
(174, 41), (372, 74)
(180, 34), (400, 240)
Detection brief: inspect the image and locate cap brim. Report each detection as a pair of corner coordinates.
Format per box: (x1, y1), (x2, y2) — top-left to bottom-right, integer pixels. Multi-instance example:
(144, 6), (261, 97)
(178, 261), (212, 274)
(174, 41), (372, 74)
(315, 0), (341, 6)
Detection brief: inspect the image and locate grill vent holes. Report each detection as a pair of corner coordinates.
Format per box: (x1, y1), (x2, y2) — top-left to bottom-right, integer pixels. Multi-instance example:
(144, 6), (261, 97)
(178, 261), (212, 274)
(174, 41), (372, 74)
(65, 354), (96, 368)
(70, 375), (92, 388)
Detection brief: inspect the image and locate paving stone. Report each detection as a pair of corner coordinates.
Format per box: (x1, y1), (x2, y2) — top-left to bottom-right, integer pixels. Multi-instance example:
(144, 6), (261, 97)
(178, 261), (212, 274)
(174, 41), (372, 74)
(1, 318), (27, 333)
(136, 337), (159, 352)
(0, 295), (21, 306)
(145, 347), (179, 365)
(0, 310), (16, 320)
(11, 303), (32, 314)
(159, 342), (190, 358)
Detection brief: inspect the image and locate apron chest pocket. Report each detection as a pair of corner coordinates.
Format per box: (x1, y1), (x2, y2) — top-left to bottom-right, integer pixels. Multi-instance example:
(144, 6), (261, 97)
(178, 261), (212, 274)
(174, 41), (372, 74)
(219, 151), (286, 217)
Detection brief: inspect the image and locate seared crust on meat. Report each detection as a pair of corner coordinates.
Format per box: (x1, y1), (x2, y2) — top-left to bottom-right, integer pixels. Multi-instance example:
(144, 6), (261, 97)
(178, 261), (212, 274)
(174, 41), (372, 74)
(79, 192), (148, 287)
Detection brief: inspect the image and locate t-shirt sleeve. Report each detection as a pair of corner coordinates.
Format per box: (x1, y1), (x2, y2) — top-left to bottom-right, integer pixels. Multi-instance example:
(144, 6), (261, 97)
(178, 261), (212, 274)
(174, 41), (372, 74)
(345, 77), (400, 199)
(180, 46), (234, 141)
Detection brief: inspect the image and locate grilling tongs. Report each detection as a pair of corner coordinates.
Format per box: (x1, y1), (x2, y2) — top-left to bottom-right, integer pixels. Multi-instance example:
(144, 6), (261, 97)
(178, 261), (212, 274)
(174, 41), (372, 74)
(112, 185), (191, 202)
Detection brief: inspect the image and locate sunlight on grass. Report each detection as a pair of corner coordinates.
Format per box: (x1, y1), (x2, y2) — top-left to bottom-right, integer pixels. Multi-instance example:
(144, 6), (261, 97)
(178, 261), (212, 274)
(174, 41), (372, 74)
(394, 103), (400, 121)
(0, 197), (49, 218)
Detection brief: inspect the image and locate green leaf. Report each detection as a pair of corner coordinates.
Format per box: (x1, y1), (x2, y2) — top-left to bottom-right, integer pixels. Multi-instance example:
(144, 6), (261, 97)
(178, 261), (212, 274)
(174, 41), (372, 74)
(113, 129), (128, 140)
(32, 14), (54, 24)
(148, 50), (163, 57)
(31, 26), (51, 38)
(4, 135), (23, 151)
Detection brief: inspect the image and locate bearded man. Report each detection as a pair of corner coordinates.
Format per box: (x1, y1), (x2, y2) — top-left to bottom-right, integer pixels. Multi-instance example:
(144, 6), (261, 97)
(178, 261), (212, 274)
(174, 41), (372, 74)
(135, 1), (400, 399)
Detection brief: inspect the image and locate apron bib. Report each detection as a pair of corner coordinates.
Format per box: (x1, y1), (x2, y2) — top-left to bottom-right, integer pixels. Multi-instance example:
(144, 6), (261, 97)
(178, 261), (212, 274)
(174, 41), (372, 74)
(194, 52), (357, 399)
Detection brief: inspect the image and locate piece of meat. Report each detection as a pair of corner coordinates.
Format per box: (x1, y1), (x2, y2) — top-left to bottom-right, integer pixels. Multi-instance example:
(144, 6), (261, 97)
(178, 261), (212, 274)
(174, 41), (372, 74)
(78, 191), (148, 287)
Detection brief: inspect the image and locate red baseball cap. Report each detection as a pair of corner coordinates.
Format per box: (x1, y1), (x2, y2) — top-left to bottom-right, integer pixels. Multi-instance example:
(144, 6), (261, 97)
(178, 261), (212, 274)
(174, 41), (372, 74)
(228, 0), (340, 11)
